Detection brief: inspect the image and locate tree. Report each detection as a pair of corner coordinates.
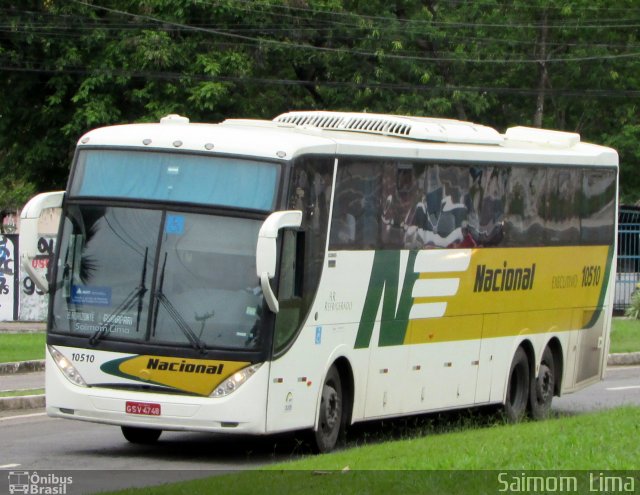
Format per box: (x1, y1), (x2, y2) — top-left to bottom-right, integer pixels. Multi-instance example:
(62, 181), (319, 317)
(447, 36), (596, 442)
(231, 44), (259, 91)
(1, 0), (639, 201)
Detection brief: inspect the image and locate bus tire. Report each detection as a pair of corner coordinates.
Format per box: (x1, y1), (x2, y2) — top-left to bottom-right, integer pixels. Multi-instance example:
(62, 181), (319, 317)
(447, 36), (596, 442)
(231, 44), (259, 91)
(121, 426), (162, 444)
(529, 347), (555, 420)
(504, 347), (529, 422)
(313, 365), (345, 453)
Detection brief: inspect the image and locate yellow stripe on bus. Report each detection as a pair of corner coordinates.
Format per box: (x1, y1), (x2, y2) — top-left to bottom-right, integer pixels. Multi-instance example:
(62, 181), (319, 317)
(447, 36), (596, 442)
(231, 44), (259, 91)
(404, 308), (599, 345)
(403, 245), (609, 345)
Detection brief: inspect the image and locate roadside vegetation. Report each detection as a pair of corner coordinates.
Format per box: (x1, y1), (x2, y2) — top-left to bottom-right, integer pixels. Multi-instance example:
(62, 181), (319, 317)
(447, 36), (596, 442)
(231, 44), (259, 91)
(108, 406), (640, 495)
(0, 332), (45, 363)
(609, 318), (640, 353)
(0, 388), (44, 397)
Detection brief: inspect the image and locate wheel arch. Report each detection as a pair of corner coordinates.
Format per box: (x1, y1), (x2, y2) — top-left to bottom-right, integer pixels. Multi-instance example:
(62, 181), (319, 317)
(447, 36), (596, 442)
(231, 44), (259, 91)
(313, 355), (355, 430)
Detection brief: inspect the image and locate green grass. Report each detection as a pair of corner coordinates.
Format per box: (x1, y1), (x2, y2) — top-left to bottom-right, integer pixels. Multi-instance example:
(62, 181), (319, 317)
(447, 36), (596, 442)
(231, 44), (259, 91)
(0, 332), (45, 363)
(610, 318), (640, 353)
(0, 388), (44, 397)
(108, 407), (640, 495)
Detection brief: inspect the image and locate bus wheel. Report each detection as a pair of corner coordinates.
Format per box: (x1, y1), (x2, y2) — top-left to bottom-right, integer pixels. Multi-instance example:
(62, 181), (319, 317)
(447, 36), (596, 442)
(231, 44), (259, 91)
(504, 347), (529, 422)
(530, 347), (555, 420)
(121, 426), (162, 444)
(314, 366), (344, 453)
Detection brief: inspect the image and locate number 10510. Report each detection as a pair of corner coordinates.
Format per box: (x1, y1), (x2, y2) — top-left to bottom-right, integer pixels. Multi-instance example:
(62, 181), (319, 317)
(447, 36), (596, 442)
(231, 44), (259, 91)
(71, 353), (95, 363)
(581, 265), (601, 287)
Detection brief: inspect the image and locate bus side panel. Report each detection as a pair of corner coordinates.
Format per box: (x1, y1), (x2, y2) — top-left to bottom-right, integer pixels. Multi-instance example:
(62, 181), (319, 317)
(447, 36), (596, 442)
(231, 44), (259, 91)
(266, 323), (371, 433)
(265, 251), (376, 433)
(266, 240), (614, 431)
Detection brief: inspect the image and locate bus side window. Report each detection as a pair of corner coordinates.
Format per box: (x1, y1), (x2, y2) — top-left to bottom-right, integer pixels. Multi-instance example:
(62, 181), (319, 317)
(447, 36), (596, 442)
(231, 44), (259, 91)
(274, 156), (333, 354)
(274, 230), (304, 353)
(330, 159), (382, 249)
(581, 169), (616, 244)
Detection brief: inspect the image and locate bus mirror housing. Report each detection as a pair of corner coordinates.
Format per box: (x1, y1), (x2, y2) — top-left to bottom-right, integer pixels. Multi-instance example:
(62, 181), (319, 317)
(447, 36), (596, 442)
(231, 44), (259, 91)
(19, 191), (65, 293)
(256, 210), (303, 313)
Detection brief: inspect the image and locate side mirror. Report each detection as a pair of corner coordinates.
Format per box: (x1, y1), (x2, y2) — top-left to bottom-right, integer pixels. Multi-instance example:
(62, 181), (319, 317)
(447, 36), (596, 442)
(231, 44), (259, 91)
(19, 191), (64, 293)
(256, 210), (302, 313)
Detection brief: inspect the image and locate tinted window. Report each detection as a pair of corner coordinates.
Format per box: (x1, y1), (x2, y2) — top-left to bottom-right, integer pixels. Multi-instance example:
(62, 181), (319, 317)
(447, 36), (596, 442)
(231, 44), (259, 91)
(71, 150), (279, 211)
(51, 206), (267, 350)
(51, 206), (161, 341)
(274, 156), (334, 353)
(329, 157), (616, 250)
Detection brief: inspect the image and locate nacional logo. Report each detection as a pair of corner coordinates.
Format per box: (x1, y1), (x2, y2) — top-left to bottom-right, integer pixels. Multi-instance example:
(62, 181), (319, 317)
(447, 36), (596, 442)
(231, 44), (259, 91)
(355, 249), (471, 348)
(473, 262), (536, 293)
(146, 357), (225, 375)
(101, 354), (250, 395)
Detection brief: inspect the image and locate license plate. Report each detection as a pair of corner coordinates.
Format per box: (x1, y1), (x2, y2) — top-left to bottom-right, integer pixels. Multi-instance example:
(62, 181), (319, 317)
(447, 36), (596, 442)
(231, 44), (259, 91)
(125, 401), (161, 416)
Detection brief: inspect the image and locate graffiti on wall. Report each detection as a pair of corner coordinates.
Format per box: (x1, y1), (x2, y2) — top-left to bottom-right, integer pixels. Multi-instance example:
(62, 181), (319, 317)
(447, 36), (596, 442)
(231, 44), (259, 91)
(0, 235), (17, 321)
(19, 236), (55, 321)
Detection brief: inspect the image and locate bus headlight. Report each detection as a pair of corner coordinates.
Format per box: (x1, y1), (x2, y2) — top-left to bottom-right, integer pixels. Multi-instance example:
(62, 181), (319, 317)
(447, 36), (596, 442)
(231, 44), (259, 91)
(49, 346), (87, 387)
(211, 363), (261, 397)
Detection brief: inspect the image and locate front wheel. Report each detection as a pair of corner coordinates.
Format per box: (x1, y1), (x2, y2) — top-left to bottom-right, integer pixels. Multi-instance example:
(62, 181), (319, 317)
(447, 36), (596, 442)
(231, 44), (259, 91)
(313, 366), (345, 453)
(121, 426), (162, 444)
(504, 347), (530, 422)
(530, 347), (555, 420)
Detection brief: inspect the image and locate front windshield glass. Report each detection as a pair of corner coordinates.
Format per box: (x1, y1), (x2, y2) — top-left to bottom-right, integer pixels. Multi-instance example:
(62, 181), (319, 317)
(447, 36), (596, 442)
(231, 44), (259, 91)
(150, 212), (264, 349)
(71, 150), (279, 211)
(51, 205), (265, 351)
(52, 205), (159, 342)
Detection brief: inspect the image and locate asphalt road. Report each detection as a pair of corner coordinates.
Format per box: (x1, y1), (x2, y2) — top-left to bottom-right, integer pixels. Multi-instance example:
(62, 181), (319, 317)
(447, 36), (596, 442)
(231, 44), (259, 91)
(1, 366), (638, 492)
(553, 365), (640, 413)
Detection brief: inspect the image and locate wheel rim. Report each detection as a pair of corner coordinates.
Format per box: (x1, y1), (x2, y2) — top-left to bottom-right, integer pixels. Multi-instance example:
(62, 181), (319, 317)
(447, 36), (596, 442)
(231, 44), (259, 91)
(536, 363), (554, 404)
(320, 384), (340, 432)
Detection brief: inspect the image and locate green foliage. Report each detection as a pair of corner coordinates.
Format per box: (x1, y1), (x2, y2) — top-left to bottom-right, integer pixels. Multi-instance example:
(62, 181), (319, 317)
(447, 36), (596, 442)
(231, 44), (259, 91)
(624, 289), (640, 319)
(0, 173), (36, 212)
(1, 0), (640, 201)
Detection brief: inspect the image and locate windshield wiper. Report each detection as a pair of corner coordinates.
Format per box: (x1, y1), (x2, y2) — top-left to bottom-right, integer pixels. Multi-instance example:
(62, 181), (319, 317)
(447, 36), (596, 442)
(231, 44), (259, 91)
(89, 248), (148, 346)
(152, 253), (208, 355)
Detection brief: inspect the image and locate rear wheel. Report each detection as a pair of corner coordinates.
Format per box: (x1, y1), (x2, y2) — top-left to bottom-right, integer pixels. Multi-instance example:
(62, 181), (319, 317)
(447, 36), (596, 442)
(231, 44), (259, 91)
(504, 347), (530, 422)
(121, 426), (162, 444)
(313, 366), (345, 453)
(530, 347), (555, 420)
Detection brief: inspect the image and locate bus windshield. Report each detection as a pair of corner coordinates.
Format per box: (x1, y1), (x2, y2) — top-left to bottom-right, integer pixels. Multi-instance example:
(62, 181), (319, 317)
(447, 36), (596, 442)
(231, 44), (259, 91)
(51, 205), (266, 351)
(70, 149), (279, 211)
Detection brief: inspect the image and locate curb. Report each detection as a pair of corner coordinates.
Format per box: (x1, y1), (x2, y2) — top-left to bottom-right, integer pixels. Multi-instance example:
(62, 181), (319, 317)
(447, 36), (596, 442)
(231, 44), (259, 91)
(607, 352), (640, 366)
(0, 359), (45, 374)
(0, 394), (45, 411)
(0, 322), (46, 334)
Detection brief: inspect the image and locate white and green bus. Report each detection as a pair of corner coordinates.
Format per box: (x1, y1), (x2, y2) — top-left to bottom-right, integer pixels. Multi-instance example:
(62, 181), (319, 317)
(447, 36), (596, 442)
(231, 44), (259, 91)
(20, 112), (617, 452)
